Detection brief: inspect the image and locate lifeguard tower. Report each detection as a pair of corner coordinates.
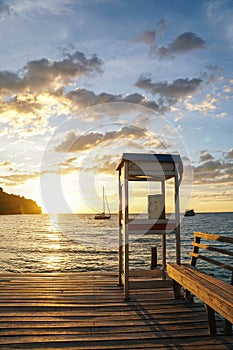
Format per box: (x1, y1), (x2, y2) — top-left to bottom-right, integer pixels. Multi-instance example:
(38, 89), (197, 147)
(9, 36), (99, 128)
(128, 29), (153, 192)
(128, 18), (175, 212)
(116, 153), (183, 299)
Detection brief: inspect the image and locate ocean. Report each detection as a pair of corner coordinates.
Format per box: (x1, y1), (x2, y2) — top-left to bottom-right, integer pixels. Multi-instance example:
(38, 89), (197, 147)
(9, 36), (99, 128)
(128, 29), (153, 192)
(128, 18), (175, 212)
(0, 212), (232, 282)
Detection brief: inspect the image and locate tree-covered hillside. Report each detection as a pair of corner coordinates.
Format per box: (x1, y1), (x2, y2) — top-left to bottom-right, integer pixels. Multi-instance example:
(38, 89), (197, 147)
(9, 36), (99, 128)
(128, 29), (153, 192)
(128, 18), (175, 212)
(0, 188), (42, 214)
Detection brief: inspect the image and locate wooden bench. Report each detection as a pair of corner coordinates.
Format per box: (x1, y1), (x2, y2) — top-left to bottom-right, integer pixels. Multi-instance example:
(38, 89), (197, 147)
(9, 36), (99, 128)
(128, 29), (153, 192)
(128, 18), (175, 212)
(167, 232), (233, 335)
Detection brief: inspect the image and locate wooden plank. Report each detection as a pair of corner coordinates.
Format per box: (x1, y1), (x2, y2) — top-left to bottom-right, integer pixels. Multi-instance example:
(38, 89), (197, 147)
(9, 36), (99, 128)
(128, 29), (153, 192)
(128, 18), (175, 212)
(0, 317), (210, 328)
(167, 264), (233, 323)
(181, 264), (233, 296)
(0, 340), (232, 350)
(0, 328), (212, 344)
(0, 272), (232, 349)
(192, 242), (233, 257)
(194, 232), (233, 244)
(190, 252), (233, 272)
(168, 264), (233, 307)
(0, 321), (211, 336)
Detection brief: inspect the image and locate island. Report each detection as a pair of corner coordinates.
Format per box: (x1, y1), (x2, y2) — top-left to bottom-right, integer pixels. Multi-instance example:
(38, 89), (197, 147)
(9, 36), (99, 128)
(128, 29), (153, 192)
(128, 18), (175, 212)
(0, 187), (42, 214)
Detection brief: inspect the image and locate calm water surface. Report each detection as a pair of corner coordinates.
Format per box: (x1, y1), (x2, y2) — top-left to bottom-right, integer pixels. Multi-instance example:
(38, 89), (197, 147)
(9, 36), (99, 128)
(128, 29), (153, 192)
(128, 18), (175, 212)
(0, 213), (232, 282)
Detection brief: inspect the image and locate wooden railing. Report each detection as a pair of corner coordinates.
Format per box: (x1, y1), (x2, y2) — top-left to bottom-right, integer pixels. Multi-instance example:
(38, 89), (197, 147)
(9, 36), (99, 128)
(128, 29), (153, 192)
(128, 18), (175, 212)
(190, 232), (233, 278)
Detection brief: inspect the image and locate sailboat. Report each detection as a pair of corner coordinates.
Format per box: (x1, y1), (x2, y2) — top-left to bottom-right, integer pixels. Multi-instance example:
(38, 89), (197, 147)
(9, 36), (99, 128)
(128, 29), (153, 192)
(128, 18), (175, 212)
(94, 187), (111, 220)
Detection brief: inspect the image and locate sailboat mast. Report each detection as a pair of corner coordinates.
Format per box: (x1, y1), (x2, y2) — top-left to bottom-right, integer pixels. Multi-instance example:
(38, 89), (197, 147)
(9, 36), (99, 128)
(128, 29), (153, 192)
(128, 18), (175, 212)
(103, 186), (105, 213)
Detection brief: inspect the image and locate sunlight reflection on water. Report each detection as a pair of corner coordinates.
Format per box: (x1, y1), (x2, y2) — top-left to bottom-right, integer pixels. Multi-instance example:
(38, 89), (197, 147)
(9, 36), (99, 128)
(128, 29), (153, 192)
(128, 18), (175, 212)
(0, 213), (232, 280)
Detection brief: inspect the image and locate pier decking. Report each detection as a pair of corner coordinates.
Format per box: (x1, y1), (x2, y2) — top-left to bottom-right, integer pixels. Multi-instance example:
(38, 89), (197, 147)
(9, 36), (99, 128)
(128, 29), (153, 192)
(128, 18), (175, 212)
(0, 272), (232, 349)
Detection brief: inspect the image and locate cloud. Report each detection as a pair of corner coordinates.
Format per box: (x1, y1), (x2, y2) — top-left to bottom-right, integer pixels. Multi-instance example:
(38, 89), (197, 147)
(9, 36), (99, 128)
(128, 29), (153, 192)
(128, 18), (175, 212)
(65, 157), (77, 164)
(134, 30), (156, 45)
(0, 0), (11, 18)
(226, 148), (233, 159)
(0, 167), (73, 186)
(54, 125), (151, 153)
(151, 32), (206, 59)
(0, 50), (162, 135)
(0, 172), (40, 186)
(0, 71), (23, 93)
(184, 93), (218, 115)
(86, 153), (119, 175)
(1, 93), (43, 115)
(193, 158), (233, 185)
(66, 88), (159, 113)
(24, 51), (103, 93)
(0, 51), (102, 95)
(199, 151), (215, 162)
(0, 51), (103, 134)
(9, 0), (75, 17)
(134, 22), (205, 59)
(134, 19), (166, 46)
(0, 160), (11, 167)
(135, 76), (202, 99)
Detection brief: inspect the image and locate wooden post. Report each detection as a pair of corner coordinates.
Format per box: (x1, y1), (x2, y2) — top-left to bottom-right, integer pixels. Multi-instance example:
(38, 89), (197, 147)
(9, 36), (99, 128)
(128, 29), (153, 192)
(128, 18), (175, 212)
(161, 180), (165, 217)
(174, 165), (180, 264)
(224, 319), (232, 335)
(162, 234), (166, 278)
(206, 305), (217, 335)
(161, 179), (166, 278)
(124, 160), (130, 300)
(190, 236), (200, 267)
(224, 271), (233, 334)
(150, 247), (157, 269)
(118, 169), (123, 286)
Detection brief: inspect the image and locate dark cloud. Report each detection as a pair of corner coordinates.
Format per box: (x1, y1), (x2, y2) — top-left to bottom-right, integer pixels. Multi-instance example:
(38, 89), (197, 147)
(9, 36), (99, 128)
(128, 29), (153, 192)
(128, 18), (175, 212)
(0, 71), (24, 93)
(135, 76), (202, 98)
(193, 159), (233, 185)
(66, 88), (159, 112)
(0, 51), (104, 129)
(151, 32), (206, 59)
(0, 51), (103, 95)
(24, 51), (103, 92)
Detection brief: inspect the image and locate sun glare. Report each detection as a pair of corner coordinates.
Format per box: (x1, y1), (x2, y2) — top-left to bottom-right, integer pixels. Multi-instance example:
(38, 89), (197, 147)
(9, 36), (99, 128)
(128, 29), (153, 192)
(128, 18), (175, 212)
(40, 173), (73, 214)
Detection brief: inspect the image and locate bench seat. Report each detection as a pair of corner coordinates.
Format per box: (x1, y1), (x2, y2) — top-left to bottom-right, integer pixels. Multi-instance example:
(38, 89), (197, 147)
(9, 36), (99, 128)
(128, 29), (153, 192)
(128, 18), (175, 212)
(167, 263), (233, 332)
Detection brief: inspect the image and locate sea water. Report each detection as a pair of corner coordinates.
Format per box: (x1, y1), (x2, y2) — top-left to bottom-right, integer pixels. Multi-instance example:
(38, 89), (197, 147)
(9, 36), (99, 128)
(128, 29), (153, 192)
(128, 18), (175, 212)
(0, 212), (232, 282)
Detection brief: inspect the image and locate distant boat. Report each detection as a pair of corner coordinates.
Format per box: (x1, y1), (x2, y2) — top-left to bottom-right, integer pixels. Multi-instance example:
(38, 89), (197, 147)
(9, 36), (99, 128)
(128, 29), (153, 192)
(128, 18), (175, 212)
(94, 187), (111, 220)
(184, 209), (195, 217)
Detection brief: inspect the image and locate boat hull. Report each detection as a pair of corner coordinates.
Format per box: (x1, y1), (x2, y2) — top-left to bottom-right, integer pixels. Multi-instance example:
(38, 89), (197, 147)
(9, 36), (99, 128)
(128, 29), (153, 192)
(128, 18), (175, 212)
(184, 209), (195, 216)
(94, 214), (111, 220)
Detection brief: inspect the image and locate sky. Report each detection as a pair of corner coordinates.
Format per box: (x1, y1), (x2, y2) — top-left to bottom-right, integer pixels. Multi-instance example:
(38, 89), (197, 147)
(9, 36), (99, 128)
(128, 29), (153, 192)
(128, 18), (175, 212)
(0, 0), (232, 214)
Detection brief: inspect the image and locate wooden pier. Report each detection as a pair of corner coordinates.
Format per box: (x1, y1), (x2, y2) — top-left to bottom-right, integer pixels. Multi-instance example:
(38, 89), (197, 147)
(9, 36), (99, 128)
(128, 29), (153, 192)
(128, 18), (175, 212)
(0, 272), (232, 349)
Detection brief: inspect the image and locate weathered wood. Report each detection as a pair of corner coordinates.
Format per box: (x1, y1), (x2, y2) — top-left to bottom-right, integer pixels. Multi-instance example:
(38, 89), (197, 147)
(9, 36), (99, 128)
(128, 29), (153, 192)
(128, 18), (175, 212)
(192, 242), (233, 257)
(150, 246), (157, 269)
(205, 304), (216, 335)
(167, 264), (233, 324)
(190, 236), (200, 267)
(190, 252), (233, 272)
(194, 232), (233, 244)
(168, 231), (233, 335)
(0, 272), (232, 349)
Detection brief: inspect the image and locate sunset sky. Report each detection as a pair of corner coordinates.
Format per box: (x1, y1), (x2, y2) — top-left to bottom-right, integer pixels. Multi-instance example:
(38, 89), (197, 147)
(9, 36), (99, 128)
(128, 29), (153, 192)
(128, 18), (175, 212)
(0, 0), (232, 214)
